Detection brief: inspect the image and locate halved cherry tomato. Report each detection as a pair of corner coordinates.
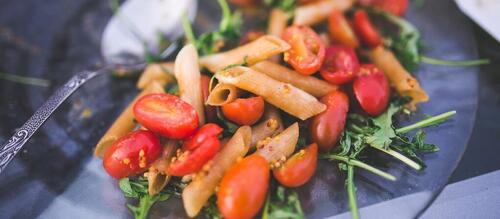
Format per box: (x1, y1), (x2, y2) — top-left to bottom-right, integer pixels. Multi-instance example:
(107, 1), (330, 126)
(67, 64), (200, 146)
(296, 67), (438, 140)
(359, 0), (409, 16)
(353, 64), (390, 116)
(222, 96), (265, 126)
(182, 123), (223, 151)
(168, 136), (221, 176)
(218, 154), (269, 219)
(133, 93), (199, 139)
(352, 10), (382, 48)
(273, 143), (318, 187)
(320, 45), (360, 85)
(282, 26), (326, 75)
(103, 130), (161, 179)
(240, 30), (265, 45)
(309, 91), (349, 152)
(328, 10), (359, 48)
(201, 75), (217, 123)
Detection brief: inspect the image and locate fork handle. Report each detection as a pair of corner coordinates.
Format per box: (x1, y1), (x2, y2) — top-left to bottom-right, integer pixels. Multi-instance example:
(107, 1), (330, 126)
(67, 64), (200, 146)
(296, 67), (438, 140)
(0, 69), (104, 174)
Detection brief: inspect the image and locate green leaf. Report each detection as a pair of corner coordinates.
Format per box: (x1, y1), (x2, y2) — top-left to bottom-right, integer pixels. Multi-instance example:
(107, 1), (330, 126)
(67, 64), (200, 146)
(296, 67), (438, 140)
(119, 178), (138, 198)
(0, 71), (50, 87)
(411, 130), (439, 152)
(203, 196), (223, 219)
(264, 0), (296, 13)
(262, 185), (304, 219)
(365, 104), (401, 149)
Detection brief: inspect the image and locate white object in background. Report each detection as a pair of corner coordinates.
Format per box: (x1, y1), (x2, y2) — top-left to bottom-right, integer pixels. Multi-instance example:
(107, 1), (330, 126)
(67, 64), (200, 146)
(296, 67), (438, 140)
(455, 0), (500, 42)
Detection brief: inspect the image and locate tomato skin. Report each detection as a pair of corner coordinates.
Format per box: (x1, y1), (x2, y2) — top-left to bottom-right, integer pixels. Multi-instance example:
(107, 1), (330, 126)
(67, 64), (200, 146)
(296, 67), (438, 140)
(222, 96), (265, 126)
(103, 130), (162, 179)
(328, 10), (359, 48)
(201, 75), (217, 123)
(182, 123), (223, 151)
(133, 93), (199, 139)
(240, 30), (266, 45)
(282, 26), (326, 75)
(309, 91), (349, 153)
(353, 64), (390, 116)
(320, 45), (360, 85)
(359, 0), (408, 16)
(352, 10), (382, 48)
(168, 136), (220, 176)
(273, 143), (318, 187)
(229, 0), (260, 7)
(218, 154), (269, 219)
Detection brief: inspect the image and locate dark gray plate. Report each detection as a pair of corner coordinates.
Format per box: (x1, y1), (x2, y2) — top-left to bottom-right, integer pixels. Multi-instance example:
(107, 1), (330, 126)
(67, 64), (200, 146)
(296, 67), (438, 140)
(0, 0), (478, 218)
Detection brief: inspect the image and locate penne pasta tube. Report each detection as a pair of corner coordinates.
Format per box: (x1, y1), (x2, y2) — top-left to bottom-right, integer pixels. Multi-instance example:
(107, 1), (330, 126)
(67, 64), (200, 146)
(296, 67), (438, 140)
(94, 82), (165, 157)
(268, 8), (288, 37)
(136, 62), (175, 89)
(293, 0), (354, 26)
(200, 35), (291, 73)
(182, 126), (252, 218)
(250, 105), (284, 148)
(368, 46), (429, 110)
(251, 61), (337, 97)
(205, 83), (241, 106)
(147, 140), (178, 195)
(175, 44), (205, 124)
(215, 66), (326, 120)
(255, 122), (298, 165)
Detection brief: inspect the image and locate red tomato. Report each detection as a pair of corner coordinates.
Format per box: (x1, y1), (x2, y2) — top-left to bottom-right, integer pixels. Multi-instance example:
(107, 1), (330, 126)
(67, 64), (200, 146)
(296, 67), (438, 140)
(103, 130), (162, 179)
(133, 93), (199, 139)
(352, 10), (382, 48)
(353, 64), (390, 116)
(359, 0), (408, 16)
(240, 30), (265, 45)
(282, 26), (326, 75)
(182, 123), (223, 151)
(201, 75), (217, 123)
(273, 143), (318, 187)
(229, 0), (260, 7)
(328, 10), (359, 48)
(320, 45), (360, 85)
(168, 136), (220, 176)
(309, 91), (349, 152)
(222, 96), (265, 126)
(218, 154), (269, 219)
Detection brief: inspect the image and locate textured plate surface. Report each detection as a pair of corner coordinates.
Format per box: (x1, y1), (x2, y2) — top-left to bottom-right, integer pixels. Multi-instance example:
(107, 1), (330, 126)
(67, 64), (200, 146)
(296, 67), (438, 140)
(0, 0), (478, 218)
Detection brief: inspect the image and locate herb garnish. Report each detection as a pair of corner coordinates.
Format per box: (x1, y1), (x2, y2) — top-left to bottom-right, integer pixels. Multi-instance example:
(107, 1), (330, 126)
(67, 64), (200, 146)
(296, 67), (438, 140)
(264, 0), (297, 14)
(420, 56), (490, 67)
(119, 177), (172, 219)
(0, 71), (50, 87)
(262, 185), (304, 219)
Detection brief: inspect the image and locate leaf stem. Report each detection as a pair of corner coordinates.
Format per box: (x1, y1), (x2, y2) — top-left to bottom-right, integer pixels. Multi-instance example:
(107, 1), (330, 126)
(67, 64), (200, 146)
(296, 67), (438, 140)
(420, 56), (490, 66)
(181, 14), (196, 45)
(373, 147), (421, 170)
(0, 72), (50, 87)
(326, 155), (396, 181)
(396, 111), (456, 134)
(347, 165), (360, 219)
(218, 0), (231, 31)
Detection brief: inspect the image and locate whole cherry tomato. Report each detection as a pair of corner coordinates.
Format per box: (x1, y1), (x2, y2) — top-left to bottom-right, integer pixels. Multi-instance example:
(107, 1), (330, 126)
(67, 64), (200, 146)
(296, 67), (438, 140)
(328, 10), (359, 48)
(353, 64), (390, 116)
(103, 130), (162, 179)
(359, 0), (408, 16)
(222, 96), (265, 126)
(201, 75), (217, 123)
(309, 90), (349, 152)
(218, 154), (269, 219)
(352, 10), (382, 48)
(168, 124), (222, 176)
(273, 143), (318, 187)
(133, 93), (199, 139)
(282, 26), (326, 75)
(240, 30), (266, 45)
(320, 45), (360, 85)
(182, 123), (223, 151)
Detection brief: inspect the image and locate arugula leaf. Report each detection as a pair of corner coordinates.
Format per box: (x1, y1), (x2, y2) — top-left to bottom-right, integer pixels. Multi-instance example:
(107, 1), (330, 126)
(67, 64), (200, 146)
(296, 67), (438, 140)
(203, 196), (223, 219)
(262, 185), (304, 219)
(119, 177), (172, 219)
(365, 103), (401, 149)
(264, 0), (296, 13)
(166, 83), (179, 95)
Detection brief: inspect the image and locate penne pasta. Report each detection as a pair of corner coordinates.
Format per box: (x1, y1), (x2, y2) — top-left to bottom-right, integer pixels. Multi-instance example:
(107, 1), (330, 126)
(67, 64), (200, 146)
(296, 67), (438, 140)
(255, 123), (298, 165)
(293, 0), (354, 26)
(250, 105), (284, 148)
(182, 126), (252, 217)
(205, 83), (241, 106)
(200, 35), (291, 73)
(251, 61), (337, 97)
(94, 82), (165, 157)
(175, 44), (205, 124)
(136, 62), (175, 90)
(147, 140), (178, 195)
(368, 46), (429, 110)
(268, 8), (288, 37)
(215, 66), (326, 120)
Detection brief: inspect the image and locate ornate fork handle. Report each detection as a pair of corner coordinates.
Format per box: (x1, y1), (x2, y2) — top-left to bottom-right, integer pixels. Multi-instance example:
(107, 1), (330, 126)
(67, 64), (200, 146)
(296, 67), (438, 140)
(0, 69), (105, 173)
